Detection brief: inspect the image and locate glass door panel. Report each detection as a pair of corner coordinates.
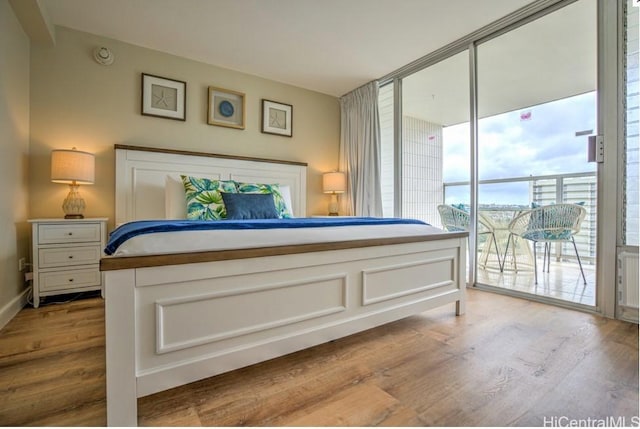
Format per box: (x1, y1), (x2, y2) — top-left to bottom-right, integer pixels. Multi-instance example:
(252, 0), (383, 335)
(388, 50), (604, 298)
(476, 0), (597, 306)
(379, 83), (395, 217)
(401, 51), (470, 227)
(624, 0), (639, 246)
(401, 52), (471, 278)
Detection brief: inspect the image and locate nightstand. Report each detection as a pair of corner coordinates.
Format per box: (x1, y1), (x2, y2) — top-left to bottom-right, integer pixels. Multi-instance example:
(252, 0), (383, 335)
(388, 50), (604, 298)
(28, 218), (108, 308)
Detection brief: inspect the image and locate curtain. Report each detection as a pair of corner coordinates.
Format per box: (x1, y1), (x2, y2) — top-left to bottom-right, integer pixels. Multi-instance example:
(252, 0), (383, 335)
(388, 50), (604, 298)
(339, 81), (383, 217)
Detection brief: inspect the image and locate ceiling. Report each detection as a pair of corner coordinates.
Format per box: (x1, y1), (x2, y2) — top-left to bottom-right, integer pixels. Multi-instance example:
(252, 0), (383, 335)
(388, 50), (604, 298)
(402, 0), (596, 125)
(40, 0), (536, 97)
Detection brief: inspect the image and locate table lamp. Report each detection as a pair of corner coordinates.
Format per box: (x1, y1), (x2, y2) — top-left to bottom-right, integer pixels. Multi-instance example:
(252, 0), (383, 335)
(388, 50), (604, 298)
(322, 171), (346, 216)
(51, 147), (95, 219)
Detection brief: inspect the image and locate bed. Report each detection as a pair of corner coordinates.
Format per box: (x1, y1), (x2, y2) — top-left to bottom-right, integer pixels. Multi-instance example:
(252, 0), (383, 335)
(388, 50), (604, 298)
(102, 144), (467, 426)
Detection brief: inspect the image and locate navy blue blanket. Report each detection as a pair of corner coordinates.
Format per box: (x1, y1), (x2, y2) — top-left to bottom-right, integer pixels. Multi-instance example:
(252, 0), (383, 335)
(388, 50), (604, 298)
(105, 217), (428, 255)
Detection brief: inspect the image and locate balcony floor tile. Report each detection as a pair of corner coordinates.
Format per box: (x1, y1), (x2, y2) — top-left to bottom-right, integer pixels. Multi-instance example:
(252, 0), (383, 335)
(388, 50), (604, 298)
(476, 259), (596, 306)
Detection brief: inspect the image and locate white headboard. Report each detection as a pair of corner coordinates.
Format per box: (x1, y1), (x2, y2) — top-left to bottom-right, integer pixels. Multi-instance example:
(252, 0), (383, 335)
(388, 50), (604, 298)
(115, 145), (307, 224)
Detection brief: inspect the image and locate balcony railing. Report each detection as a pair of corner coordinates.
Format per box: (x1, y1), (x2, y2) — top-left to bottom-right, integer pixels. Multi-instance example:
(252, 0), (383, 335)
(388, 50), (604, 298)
(443, 171), (597, 263)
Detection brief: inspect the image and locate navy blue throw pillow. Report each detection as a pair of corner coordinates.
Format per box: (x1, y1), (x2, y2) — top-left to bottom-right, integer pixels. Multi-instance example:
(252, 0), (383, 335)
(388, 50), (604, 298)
(221, 192), (279, 220)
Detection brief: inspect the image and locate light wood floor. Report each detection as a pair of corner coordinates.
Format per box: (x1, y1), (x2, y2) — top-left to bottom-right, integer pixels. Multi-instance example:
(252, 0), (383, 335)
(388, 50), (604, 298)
(0, 289), (637, 426)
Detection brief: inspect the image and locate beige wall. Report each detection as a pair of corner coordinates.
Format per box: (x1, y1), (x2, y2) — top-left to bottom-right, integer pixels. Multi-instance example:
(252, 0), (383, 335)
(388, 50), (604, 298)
(0, 0), (31, 318)
(30, 27), (340, 229)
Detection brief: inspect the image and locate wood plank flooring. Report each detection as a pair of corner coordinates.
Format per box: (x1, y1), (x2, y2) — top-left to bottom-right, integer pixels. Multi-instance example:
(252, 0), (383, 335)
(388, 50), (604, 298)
(0, 289), (637, 426)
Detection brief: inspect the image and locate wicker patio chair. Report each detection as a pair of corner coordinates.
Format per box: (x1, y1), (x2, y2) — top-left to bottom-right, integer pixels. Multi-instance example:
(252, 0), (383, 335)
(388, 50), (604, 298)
(502, 203), (587, 284)
(437, 204), (502, 269)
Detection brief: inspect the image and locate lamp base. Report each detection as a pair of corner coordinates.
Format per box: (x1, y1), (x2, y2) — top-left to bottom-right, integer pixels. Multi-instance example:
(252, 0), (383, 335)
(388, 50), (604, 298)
(327, 193), (340, 216)
(62, 184), (86, 219)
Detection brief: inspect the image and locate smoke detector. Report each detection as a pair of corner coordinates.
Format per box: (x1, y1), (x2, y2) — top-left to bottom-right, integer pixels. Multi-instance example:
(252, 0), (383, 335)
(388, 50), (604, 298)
(93, 47), (114, 66)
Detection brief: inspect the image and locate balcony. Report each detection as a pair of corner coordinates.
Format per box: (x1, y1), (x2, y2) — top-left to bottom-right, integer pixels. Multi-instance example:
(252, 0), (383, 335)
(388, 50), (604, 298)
(443, 171), (597, 306)
(476, 259), (595, 306)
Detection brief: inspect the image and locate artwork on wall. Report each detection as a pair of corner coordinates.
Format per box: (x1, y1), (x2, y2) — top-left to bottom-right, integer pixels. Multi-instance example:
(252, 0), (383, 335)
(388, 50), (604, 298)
(208, 86), (246, 129)
(141, 73), (186, 121)
(261, 99), (293, 137)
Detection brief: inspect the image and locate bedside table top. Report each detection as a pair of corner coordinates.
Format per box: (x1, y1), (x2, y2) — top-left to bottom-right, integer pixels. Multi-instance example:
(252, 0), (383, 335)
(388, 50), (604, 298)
(28, 218), (109, 223)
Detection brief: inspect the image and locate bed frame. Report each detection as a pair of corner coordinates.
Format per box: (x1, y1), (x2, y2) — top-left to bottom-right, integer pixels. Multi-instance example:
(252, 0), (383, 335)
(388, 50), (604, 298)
(102, 145), (467, 426)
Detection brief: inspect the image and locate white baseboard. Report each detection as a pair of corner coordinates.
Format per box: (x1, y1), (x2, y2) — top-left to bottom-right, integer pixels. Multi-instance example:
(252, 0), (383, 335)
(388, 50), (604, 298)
(0, 286), (31, 331)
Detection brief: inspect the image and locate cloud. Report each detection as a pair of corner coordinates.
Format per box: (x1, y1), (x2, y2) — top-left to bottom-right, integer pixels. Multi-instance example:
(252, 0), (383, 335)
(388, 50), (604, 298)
(442, 91), (597, 204)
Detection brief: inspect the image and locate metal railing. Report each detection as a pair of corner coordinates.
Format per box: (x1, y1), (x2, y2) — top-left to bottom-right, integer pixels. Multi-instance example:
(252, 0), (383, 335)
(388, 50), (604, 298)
(443, 171), (597, 263)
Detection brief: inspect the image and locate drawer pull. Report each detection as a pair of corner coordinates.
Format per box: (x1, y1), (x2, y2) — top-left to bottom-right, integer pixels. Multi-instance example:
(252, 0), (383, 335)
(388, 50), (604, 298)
(67, 232), (73, 236)
(68, 255), (74, 259)
(68, 278), (74, 282)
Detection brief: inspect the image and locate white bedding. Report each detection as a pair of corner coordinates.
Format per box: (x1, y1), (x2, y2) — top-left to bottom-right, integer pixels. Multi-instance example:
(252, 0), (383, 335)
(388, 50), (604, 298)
(110, 222), (444, 256)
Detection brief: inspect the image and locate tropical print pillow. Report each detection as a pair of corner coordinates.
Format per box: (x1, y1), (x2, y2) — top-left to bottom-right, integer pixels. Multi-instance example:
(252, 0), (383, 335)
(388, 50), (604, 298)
(236, 182), (292, 218)
(180, 175), (238, 220)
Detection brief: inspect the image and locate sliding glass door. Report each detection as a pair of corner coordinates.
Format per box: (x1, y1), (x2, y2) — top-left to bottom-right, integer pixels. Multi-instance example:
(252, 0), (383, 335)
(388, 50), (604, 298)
(379, 53), (472, 281)
(401, 52), (470, 228)
(475, 0), (598, 306)
(379, 51), (471, 230)
(378, 0), (626, 315)
(618, 0), (639, 321)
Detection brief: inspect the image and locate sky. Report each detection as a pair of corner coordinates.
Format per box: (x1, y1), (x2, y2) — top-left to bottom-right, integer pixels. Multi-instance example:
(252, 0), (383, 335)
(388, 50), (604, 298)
(442, 91), (597, 205)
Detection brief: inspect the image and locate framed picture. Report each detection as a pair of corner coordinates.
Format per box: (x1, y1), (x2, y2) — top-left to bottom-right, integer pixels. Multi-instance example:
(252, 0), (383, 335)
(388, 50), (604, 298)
(208, 86), (245, 129)
(141, 73), (186, 121)
(261, 99), (293, 137)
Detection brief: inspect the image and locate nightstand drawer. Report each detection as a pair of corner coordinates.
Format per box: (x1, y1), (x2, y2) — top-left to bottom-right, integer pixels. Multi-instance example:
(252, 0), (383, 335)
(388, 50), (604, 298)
(38, 268), (102, 292)
(38, 223), (102, 244)
(38, 246), (102, 268)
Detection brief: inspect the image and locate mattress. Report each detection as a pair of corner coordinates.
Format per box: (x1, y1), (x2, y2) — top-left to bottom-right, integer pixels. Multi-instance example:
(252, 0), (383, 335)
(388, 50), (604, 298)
(106, 218), (444, 257)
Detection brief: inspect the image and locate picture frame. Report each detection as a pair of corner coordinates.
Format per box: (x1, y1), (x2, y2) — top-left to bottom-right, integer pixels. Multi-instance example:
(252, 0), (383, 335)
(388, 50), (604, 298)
(141, 73), (186, 121)
(261, 99), (293, 137)
(207, 86), (245, 129)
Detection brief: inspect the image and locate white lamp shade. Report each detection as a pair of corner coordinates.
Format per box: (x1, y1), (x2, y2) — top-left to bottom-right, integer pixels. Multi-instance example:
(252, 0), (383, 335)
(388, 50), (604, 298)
(51, 149), (95, 185)
(323, 171), (346, 194)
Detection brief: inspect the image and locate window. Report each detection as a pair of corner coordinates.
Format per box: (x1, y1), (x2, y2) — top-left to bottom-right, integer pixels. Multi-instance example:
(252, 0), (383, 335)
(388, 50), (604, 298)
(624, 0), (639, 246)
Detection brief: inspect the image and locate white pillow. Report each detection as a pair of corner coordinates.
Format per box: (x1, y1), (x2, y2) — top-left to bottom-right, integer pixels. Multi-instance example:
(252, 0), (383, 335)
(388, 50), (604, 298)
(165, 175), (188, 219)
(279, 185), (294, 217)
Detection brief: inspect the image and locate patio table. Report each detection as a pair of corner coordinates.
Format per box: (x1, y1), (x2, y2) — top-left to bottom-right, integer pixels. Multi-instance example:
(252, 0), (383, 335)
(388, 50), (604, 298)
(479, 206), (533, 272)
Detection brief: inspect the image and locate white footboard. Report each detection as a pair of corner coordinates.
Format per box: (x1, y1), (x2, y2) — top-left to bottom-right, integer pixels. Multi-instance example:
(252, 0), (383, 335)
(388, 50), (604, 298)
(104, 237), (466, 426)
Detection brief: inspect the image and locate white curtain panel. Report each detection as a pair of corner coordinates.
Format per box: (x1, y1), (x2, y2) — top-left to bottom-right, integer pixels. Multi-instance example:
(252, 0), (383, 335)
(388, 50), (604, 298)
(339, 81), (383, 217)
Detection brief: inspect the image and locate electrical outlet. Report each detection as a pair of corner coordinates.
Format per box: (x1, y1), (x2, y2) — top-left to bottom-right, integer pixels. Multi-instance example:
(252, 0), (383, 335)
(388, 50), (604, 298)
(18, 257), (26, 272)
